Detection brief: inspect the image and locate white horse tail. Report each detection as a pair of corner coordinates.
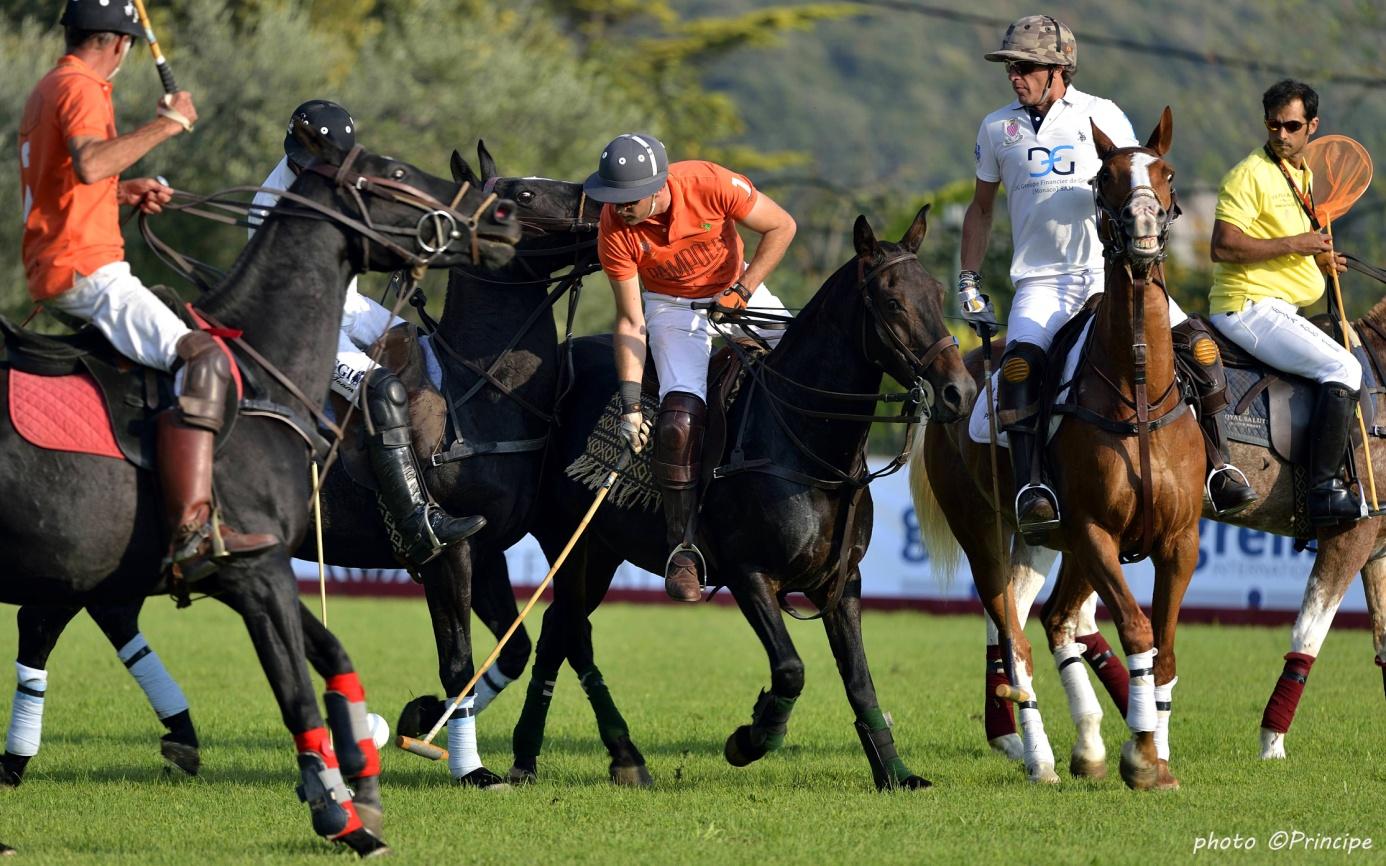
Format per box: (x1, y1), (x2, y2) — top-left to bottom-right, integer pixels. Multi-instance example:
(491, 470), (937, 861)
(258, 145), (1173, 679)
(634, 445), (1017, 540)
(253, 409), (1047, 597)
(908, 424), (961, 588)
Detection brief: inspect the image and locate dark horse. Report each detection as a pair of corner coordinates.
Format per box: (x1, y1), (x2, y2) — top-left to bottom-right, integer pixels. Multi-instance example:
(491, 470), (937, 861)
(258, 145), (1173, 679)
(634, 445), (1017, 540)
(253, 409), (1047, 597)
(2, 143), (592, 790)
(508, 207), (973, 788)
(0, 124), (519, 854)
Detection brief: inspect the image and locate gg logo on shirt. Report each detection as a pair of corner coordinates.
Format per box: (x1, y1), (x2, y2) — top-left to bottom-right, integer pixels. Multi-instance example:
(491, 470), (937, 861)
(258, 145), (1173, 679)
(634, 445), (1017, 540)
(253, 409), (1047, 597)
(1028, 145), (1075, 177)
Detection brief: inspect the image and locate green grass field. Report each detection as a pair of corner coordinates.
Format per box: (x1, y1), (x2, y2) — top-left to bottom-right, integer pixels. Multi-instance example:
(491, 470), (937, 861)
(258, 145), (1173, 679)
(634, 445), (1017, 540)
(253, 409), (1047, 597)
(1, 597), (1382, 864)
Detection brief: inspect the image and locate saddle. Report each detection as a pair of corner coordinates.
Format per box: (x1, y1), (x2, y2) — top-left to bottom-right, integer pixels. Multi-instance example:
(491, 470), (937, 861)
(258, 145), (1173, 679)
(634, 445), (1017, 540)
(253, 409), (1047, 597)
(0, 292), (243, 470)
(1207, 314), (1386, 468)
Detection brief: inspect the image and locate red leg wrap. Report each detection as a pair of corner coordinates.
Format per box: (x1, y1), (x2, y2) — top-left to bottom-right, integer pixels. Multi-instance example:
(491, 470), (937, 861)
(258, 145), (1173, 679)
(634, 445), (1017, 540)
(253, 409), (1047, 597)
(1078, 632), (1129, 716)
(985, 644), (1017, 740)
(324, 672), (380, 778)
(1261, 652), (1315, 734)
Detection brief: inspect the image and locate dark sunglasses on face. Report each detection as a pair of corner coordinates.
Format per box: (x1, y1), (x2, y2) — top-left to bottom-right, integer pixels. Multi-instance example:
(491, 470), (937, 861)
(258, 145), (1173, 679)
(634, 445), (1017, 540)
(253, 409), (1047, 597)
(1265, 119), (1307, 133)
(1005, 61), (1044, 77)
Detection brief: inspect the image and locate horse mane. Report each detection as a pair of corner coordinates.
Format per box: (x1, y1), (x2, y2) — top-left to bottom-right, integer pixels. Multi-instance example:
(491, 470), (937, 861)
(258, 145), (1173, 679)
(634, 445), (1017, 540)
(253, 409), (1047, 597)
(1359, 294), (1386, 333)
(767, 248), (873, 359)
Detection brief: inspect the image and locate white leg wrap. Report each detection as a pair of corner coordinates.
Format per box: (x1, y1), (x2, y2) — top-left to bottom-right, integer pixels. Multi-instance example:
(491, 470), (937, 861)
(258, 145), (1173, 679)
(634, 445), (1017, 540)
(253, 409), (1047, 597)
(1055, 643), (1102, 724)
(117, 634), (189, 721)
(1125, 649), (1157, 734)
(6, 663), (47, 757)
(1154, 677), (1177, 761)
(1015, 664), (1057, 781)
(472, 667), (515, 714)
(445, 695), (481, 778)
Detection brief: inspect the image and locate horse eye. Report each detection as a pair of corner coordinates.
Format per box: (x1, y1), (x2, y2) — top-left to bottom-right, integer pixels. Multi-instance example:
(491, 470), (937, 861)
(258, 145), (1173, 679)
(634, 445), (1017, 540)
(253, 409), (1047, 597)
(887, 298), (904, 313)
(390, 167), (407, 180)
(518, 191), (535, 203)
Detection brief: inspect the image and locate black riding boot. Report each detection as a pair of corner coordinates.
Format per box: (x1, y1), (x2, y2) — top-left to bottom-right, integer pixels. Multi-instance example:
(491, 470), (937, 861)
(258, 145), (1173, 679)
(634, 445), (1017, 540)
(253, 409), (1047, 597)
(652, 391), (707, 603)
(1172, 319), (1257, 515)
(1307, 383), (1363, 525)
(997, 342), (1060, 544)
(364, 369), (485, 567)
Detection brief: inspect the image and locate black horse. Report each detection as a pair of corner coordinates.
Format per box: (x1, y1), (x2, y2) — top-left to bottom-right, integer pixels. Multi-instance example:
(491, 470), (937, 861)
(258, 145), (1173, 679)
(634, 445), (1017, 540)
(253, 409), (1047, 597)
(0, 124), (519, 855)
(509, 207), (972, 788)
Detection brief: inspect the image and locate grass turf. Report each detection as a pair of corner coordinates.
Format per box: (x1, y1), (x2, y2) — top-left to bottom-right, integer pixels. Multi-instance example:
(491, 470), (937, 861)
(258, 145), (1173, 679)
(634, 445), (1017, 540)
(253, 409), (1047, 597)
(1, 597), (1382, 864)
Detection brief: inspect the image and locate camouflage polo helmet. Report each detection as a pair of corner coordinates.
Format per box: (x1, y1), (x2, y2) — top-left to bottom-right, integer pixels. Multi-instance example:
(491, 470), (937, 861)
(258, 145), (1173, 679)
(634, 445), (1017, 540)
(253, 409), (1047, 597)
(984, 15), (1078, 72)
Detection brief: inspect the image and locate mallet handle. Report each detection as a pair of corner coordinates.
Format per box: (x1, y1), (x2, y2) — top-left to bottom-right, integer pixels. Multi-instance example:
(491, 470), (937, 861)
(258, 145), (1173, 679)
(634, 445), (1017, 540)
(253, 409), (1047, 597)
(130, 0), (178, 94)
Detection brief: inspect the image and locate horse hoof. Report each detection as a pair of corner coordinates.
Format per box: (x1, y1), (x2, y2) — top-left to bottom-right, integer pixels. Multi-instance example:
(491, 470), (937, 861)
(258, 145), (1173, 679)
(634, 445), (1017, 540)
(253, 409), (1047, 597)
(610, 764), (653, 787)
(0, 768), (20, 789)
(160, 739), (201, 777)
(724, 726), (768, 768)
(1259, 727), (1287, 760)
(988, 734), (1025, 762)
(507, 764), (537, 786)
(456, 767), (510, 791)
(1069, 755), (1108, 780)
(1027, 762), (1060, 785)
(0, 842), (14, 856)
(1154, 759), (1180, 790)
(336, 827), (391, 859)
(1119, 740), (1158, 790)
(881, 773), (932, 791)
(352, 776), (384, 838)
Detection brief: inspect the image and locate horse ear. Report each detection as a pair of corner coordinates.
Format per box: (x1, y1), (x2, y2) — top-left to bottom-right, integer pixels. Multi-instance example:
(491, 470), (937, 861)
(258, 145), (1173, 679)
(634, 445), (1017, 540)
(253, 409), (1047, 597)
(293, 117), (345, 167)
(854, 214), (880, 260)
(899, 204), (931, 254)
(477, 140), (499, 182)
(1090, 119), (1117, 158)
(1145, 106), (1174, 156)
(451, 149), (479, 186)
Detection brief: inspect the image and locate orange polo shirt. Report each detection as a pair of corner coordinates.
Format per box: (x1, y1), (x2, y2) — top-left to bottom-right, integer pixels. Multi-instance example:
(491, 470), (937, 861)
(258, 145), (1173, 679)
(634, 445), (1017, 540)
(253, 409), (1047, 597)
(597, 160), (758, 299)
(18, 54), (124, 301)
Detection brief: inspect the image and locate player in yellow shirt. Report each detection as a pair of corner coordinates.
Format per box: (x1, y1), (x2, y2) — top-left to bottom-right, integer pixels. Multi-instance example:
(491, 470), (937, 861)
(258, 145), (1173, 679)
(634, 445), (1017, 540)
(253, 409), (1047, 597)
(1208, 79), (1357, 524)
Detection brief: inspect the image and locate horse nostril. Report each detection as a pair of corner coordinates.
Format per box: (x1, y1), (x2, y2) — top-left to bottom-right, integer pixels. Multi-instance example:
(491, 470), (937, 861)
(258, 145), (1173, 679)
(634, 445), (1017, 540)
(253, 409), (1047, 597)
(491, 199), (517, 224)
(942, 383), (964, 410)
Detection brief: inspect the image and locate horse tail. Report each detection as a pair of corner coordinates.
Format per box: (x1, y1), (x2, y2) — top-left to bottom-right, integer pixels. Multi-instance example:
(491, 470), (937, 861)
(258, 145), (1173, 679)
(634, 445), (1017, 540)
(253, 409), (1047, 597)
(908, 424), (961, 589)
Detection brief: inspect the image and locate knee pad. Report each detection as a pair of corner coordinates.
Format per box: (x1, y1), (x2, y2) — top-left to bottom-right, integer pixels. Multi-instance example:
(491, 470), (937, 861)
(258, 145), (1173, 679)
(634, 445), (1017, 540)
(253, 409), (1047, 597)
(996, 342), (1047, 431)
(363, 369), (409, 431)
(173, 331), (231, 432)
(1172, 319), (1228, 413)
(652, 391), (706, 489)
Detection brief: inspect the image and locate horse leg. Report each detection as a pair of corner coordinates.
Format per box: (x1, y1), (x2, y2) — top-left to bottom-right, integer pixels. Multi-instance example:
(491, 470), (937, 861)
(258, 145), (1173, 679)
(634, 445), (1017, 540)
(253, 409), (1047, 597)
(84, 600), (200, 777)
(1075, 590), (1129, 715)
(984, 540), (1053, 761)
(1364, 555), (1386, 701)
(560, 541), (650, 787)
(2, 605), (80, 787)
(218, 565), (386, 856)
(1069, 522), (1160, 790)
(297, 602), (383, 837)
(416, 547), (506, 790)
(1147, 525), (1202, 790)
(822, 574), (930, 790)
(723, 573), (805, 771)
(1041, 562), (1107, 780)
(470, 546), (528, 713)
(1259, 525), (1376, 759)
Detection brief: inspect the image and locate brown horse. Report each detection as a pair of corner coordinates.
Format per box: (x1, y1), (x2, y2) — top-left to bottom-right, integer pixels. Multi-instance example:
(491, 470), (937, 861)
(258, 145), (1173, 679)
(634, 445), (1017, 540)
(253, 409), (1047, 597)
(915, 108), (1204, 789)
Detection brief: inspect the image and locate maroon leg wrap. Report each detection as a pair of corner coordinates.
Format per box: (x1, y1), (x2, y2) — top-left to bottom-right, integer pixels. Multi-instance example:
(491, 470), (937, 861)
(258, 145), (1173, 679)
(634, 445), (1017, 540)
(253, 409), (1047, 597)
(1261, 652), (1316, 733)
(1078, 631), (1129, 716)
(985, 644), (1017, 741)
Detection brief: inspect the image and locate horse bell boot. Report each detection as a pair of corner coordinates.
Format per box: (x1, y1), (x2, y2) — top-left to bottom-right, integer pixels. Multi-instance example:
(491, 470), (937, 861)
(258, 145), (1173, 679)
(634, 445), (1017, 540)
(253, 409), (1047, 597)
(1172, 319), (1256, 515)
(364, 369), (485, 567)
(1307, 383), (1364, 525)
(652, 391), (707, 602)
(159, 332), (278, 586)
(996, 341), (1060, 544)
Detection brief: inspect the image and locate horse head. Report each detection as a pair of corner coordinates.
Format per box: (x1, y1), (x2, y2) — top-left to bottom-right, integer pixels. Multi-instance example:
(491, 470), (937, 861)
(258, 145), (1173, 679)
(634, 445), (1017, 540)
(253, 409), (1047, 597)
(1090, 106), (1179, 276)
(852, 205), (975, 423)
(288, 119), (521, 273)
(452, 142), (599, 244)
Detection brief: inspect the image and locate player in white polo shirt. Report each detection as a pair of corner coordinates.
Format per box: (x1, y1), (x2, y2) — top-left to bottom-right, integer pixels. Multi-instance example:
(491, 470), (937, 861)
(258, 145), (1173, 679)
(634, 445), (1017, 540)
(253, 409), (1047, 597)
(957, 14), (1255, 540)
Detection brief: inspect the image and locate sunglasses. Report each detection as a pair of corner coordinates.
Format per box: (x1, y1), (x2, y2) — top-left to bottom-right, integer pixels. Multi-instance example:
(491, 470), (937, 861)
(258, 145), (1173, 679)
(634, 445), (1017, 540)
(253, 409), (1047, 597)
(1265, 119), (1308, 133)
(1005, 61), (1045, 77)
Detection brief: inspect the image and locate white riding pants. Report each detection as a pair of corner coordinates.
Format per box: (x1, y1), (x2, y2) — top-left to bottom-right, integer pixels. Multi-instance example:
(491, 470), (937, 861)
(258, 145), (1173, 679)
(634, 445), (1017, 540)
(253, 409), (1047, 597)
(1005, 268), (1188, 351)
(644, 282), (787, 402)
(331, 282), (406, 401)
(46, 262), (189, 372)
(1211, 298), (1361, 390)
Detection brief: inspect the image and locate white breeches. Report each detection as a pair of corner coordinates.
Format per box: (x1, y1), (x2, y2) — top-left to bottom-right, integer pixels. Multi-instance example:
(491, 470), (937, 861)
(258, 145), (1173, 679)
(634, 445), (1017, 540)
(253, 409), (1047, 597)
(331, 281), (406, 400)
(643, 282), (787, 402)
(1211, 298), (1362, 390)
(1005, 268), (1188, 351)
(47, 262), (189, 372)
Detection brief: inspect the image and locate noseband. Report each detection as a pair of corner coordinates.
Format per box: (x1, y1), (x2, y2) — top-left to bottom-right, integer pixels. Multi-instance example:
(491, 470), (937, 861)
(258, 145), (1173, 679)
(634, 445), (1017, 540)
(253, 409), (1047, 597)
(856, 250), (958, 417)
(1090, 146), (1181, 265)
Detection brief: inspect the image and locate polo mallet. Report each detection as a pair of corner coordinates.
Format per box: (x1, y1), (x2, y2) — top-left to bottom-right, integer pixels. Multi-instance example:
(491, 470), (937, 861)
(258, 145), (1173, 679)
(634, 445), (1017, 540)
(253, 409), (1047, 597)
(980, 323), (1030, 705)
(397, 448), (632, 760)
(311, 461), (328, 625)
(129, 0), (192, 131)
(1326, 216), (1378, 514)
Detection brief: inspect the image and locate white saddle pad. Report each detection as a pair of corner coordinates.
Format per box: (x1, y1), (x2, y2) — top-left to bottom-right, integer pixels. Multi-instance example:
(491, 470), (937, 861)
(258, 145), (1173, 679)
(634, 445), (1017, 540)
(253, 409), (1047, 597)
(967, 318), (1092, 446)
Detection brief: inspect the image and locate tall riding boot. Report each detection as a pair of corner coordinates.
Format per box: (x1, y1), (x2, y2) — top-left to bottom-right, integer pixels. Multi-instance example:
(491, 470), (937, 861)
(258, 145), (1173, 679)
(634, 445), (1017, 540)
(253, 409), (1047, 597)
(996, 342), (1060, 545)
(160, 332), (279, 585)
(652, 391), (707, 603)
(1307, 383), (1363, 525)
(364, 369), (485, 567)
(1172, 319), (1257, 515)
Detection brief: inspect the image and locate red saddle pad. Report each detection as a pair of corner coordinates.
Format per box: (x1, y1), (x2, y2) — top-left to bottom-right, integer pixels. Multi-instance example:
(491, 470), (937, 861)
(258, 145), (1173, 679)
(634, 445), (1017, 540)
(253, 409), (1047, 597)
(8, 369), (123, 460)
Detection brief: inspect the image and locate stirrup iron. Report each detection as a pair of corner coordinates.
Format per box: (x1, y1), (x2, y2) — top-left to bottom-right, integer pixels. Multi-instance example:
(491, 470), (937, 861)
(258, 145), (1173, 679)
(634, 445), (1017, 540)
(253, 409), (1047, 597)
(666, 542), (708, 588)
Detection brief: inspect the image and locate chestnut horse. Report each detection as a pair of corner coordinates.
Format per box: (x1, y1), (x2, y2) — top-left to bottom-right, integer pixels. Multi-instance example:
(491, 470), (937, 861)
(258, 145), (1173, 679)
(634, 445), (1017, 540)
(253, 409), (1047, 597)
(915, 108), (1204, 789)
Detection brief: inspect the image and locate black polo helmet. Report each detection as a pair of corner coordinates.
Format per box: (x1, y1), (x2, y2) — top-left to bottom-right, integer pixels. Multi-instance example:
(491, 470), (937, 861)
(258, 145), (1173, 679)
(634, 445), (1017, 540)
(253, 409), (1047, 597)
(583, 133), (669, 203)
(283, 100), (356, 169)
(60, 0), (145, 40)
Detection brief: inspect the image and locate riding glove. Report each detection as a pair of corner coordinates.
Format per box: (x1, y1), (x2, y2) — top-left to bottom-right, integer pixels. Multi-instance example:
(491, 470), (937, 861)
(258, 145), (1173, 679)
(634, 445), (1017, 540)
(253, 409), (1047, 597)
(620, 410), (651, 453)
(957, 270), (999, 336)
